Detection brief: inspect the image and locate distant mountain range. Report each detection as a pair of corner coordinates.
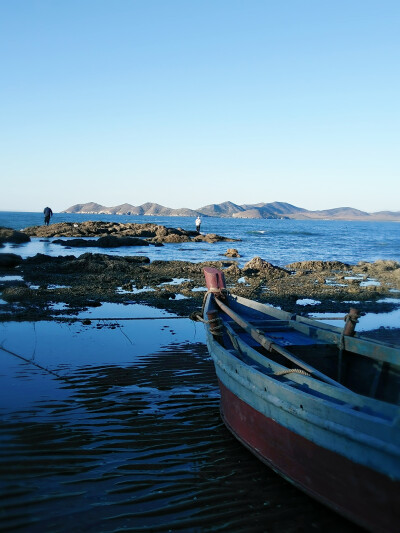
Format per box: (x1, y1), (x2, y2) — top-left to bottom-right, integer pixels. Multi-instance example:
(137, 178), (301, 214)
(62, 201), (400, 221)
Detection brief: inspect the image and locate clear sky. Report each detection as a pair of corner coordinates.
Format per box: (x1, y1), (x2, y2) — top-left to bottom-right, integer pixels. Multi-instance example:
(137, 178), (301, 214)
(1, 0), (399, 213)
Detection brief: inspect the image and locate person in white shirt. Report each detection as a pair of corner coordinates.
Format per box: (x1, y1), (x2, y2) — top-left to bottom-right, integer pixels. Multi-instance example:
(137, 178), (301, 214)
(195, 216), (201, 234)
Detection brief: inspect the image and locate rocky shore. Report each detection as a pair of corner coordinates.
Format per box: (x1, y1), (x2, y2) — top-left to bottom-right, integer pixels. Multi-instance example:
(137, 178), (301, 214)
(1, 223), (399, 343)
(20, 221), (239, 244)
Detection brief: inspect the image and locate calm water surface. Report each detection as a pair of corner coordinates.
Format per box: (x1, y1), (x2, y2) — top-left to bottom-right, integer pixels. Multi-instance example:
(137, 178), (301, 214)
(0, 313), (362, 532)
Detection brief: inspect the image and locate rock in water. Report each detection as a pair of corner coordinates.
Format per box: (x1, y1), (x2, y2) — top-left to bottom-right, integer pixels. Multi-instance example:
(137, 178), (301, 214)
(0, 253), (23, 268)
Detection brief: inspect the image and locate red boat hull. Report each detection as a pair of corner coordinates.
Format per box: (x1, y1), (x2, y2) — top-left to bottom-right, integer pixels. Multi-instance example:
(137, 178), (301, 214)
(219, 380), (400, 533)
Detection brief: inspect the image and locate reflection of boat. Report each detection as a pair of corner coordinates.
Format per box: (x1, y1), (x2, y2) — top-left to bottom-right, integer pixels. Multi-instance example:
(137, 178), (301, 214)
(201, 267), (400, 533)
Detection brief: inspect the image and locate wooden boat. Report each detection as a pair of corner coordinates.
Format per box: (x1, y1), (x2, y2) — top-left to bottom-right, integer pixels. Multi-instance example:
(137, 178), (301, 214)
(200, 267), (400, 533)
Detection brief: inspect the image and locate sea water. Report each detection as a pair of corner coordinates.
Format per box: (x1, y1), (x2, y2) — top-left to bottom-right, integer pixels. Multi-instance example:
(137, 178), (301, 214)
(1, 211), (399, 267)
(0, 317), (360, 532)
(0, 212), (399, 530)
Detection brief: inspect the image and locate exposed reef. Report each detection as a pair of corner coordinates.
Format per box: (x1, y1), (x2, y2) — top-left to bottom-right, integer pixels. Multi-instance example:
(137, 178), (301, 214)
(21, 221), (239, 244)
(1, 222), (399, 342)
(1, 252), (399, 344)
(0, 227), (31, 246)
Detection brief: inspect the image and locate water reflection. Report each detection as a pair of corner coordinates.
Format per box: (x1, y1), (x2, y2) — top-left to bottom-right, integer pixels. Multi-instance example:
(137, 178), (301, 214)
(0, 317), (362, 532)
(310, 301), (400, 331)
(0, 275), (24, 282)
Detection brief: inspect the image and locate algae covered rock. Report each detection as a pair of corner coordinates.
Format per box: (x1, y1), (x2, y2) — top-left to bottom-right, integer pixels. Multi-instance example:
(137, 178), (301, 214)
(285, 260), (350, 272)
(225, 248), (240, 257)
(243, 257), (289, 278)
(0, 253), (23, 268)
(0, 227), (30, 244)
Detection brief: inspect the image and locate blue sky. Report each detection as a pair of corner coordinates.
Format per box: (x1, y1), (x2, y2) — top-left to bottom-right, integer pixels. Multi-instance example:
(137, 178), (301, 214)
(1, 0), (399, 213)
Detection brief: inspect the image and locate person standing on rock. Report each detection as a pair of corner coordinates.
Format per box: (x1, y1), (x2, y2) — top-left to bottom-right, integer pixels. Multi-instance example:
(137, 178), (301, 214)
(195, 216), (201, 234)
(43, 206), (53, 226)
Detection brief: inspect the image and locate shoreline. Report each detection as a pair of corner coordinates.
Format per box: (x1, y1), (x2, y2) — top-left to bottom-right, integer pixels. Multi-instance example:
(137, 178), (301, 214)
(1, 255), (400, 344)
(1, 222), (400, 343)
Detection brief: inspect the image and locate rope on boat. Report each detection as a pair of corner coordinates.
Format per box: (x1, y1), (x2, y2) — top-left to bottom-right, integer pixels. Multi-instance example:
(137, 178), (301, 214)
(189, 288), (229, 326)
(189, 311), (220, 325)
(337, 311), (360, 382)
(274, 368), (311, 377)
(72, 316), (189, 322)
(312, 316), (346, 320)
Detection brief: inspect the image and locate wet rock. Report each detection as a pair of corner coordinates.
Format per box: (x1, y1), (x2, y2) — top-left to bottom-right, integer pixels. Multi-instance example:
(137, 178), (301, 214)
(393, 270), (400, 283)
(24, 253), (75, 265)
(84, 299), (102, 307)
(243, 257), (289, 278)
(193, 233), (238, 243)
(355, 260), (400, 275)
(124, 256), (150, 264)
(355, 261), (370, 273)
(371, 260), (400, 271)
(2, 286), (32, 301)
(98, 236), (149, 247)
(159, 291), (176, 299)
(0, 253), (23, 268)
(286, 260), (350, 272)
(22, 221), (234, 245)
(161, 234), (191, 243)
(52, 238), (93, 247)
(347, 278), (361, 285)
(353, 260), (400, 291)
(154, 226), (168, 238)
(0, 227), (30, 244)
(53, 236), (149, 247)
(225, 248), (240, 257)
(224, 263), (241, 276)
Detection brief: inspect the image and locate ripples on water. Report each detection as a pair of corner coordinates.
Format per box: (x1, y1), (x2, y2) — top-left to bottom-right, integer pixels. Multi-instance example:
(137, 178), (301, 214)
(0, 318), (362, 532)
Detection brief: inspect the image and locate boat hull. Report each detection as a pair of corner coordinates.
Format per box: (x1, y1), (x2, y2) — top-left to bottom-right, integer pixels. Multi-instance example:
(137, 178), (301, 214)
(219, 380), (400, 533)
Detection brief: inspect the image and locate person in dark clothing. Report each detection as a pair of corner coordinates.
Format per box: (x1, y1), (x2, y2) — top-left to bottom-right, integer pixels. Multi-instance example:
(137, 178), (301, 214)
(43, 207), (53, 225)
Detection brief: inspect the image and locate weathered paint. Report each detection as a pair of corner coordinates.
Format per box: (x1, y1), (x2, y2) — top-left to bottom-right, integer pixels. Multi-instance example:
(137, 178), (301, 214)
(211, 340), (400, 476)
(219, 380), (400, 533)
(204, 266), (226, 292)
(202, 279), (400, 533)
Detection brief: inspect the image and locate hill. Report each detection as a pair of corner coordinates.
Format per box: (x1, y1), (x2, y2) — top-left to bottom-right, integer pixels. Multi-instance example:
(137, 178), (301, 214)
(64, 202), (200, 217)
(62, 201), (400, 221)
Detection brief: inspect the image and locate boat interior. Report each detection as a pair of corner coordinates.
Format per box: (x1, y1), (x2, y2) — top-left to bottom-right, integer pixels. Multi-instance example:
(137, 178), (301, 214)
(207, 293), (400, 407)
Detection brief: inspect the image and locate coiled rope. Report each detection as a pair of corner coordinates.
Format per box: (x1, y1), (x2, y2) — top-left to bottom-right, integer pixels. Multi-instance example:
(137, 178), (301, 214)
(274, 368), (311, 376)
(189, 288), (228, 325)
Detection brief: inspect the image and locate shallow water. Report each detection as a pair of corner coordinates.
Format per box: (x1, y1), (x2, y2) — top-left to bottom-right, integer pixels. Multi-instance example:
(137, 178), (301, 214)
(0, 313), (361, 532)
(310, 297), (400, 331)
(0, 275), (24, 282)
